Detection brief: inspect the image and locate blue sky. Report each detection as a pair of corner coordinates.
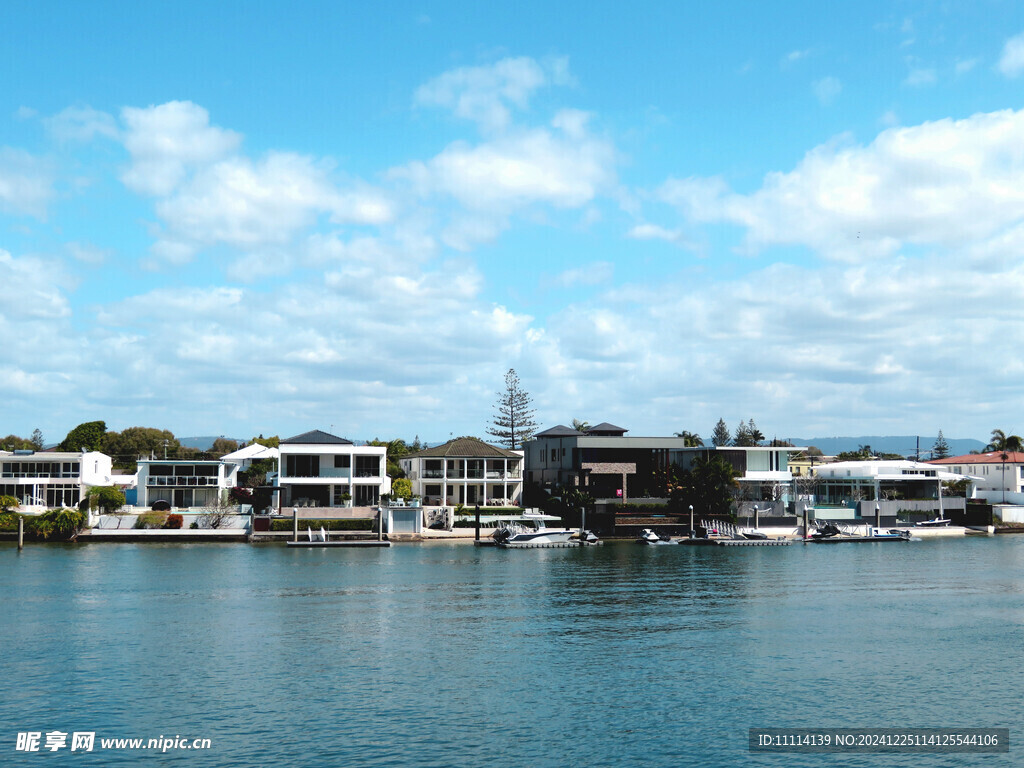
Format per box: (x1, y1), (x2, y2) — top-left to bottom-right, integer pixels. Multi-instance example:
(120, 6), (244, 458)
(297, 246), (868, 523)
(3, 0), (1024, 445)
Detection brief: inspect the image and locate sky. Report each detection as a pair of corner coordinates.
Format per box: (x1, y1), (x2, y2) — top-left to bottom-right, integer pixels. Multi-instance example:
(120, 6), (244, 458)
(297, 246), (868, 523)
(3, 0), (1024, 445)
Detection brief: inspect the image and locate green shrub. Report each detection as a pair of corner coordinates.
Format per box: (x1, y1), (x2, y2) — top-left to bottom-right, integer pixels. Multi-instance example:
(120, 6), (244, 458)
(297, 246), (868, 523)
(0, 509), (84, 539)
(135, 512), (167, 529)
(269, 518), (373, 532)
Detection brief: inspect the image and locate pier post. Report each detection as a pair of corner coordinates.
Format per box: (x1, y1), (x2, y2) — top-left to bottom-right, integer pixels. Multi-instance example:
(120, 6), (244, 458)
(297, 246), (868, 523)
(802, 506), (809, 542)
(18, 515), (24, 550)
(875, 503), (881, 531)
(753, 504), (759, 532)
(579, 506), (585, 547)
(378, 507), (384, 542)
(474, 504), (480, 542)
(292, 507), (298, 543)
(689, 505), (694, 539)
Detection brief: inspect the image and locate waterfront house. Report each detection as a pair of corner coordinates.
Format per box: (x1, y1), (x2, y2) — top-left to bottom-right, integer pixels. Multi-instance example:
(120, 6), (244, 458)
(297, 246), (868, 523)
(399, 436), (523, 507)
(277, 430), (388, 509)
(928, 452), (1022, 504)
(809, 459), (975, 520)
(524, 424), (801, 504)
(0, 449), (113, 511)
(136, 458), (239, 511)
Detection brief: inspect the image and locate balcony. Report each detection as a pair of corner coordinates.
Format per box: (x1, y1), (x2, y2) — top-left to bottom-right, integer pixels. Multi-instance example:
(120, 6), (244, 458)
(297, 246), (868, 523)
(422, 469), (445, 479)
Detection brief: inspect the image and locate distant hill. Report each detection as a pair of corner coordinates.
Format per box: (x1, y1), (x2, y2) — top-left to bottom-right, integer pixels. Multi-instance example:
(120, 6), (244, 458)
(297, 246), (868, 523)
(178, 436), (244, 451)
(787, 435), (986, 458)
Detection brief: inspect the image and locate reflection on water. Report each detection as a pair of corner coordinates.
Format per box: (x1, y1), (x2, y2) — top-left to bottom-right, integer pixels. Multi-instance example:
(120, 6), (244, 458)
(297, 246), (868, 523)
(2, 538), (1023, 767)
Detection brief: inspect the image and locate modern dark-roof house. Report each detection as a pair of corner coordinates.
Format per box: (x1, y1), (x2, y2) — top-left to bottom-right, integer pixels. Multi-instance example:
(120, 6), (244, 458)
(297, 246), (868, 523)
(400, 437), (523, 507)
(524, 423), (801, 504)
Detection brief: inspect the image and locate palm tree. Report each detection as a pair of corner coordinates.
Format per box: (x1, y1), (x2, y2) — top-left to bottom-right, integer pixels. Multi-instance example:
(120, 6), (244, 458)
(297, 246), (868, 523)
(674, 430), (704, 447)
(571, 419), (590, 433)
(986, 429), (1024, 452)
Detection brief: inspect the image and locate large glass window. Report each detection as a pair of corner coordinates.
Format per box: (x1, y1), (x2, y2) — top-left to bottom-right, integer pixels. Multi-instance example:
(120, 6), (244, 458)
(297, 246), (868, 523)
(285, 455), (320, 477)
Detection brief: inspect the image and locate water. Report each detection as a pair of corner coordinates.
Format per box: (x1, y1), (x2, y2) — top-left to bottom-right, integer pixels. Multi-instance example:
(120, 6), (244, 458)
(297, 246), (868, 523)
(2, 537), (1023, 767)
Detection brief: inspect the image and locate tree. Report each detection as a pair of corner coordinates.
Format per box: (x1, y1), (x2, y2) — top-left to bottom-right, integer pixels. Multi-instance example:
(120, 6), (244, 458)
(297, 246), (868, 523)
(486, 368), (537, 450)
(674, 430), (704, 447)
(29, 428), (44, 450)
(59, 421), (107, 452)
(209, 437), (239, 457)
(733, 418), (764, 447)
(669, 454), (740, 518)
(985, 429), (1023, 452)
(249, 434), (280, 448)
(571, 419), (591, 433)
(932, 430), (951, 460)
(711, 418), (731, 447)
(0, 434), (32, 451)
(87, 486), (126, 514)
(390, 478), (413, 499)
(102, 427), (180, 471)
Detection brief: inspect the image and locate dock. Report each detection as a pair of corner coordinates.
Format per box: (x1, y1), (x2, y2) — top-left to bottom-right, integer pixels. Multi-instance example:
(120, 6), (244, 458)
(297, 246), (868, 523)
(679, 538), (791, 547)
(286, 540), (391, 548)
(498, 540), (601, 549)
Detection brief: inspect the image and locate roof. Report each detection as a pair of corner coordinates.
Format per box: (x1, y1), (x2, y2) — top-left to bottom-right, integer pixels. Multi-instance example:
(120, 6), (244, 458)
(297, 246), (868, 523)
(534, 425), (584, 438)
(587, 422), (627, 436)
(405, 437), (521, 459)
(221, 443), (280, 461)
(281, 429), (353, 445)
(929, 451), (1024, 464)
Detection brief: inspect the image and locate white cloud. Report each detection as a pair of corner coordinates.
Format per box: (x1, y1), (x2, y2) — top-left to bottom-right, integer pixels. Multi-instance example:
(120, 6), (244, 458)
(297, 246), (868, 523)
(399, 121), (613, 209)
(44, 105), (119, 143)
(551, 261), (614, 288)
(904, 67), (936, 87)
(0, 249), (71, 319)
(813, 76), (842, 105)
(415, 56), (572, 131)
(955, 57), (979, 75)
(627, 223), (683, 242)
(149, 152), (393, 260)
(0, 147), (54, 217)
(999, 31), (1024, 77)
(660, 108), (1024, 261)
(120, 101), (242, 195)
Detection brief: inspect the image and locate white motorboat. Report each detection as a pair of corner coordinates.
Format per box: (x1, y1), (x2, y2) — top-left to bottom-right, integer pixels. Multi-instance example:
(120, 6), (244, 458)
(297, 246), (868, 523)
(915, 516), (952, 527)
(492, 512), (576, 546)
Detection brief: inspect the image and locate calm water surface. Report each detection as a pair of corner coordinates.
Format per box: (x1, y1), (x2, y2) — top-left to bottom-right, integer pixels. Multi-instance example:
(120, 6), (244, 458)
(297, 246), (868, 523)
(2, 537), (1023, 767)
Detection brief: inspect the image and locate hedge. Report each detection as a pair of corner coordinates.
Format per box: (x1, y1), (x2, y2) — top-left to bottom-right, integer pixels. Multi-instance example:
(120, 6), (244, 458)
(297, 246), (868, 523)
(270, 518), (374, 532)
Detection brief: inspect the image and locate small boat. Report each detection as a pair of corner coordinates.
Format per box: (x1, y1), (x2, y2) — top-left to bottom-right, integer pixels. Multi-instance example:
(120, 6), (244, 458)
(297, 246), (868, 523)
(915, 516), (952, 527)
(741, 530), (769, 540)
(572, 530), (600, 544)
(637, 528), (675, 545)
(492, 512), (576, 546)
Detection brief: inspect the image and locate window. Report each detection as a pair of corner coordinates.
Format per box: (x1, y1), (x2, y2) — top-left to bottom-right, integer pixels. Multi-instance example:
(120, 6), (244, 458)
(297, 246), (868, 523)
(285, 455), (320, 477)
(334, 455), (351, 468)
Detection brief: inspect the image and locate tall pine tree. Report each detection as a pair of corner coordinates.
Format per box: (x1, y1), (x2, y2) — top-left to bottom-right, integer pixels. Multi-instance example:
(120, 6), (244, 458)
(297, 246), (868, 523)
(486, 369), (537, 449)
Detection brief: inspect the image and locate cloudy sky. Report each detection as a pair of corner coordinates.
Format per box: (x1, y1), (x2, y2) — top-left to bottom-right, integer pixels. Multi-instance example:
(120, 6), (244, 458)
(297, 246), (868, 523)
(3, 0), (1024, 444)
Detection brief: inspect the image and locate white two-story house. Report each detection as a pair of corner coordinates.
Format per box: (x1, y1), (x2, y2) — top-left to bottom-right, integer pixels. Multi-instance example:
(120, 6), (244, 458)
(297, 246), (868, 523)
(136, 459), (239, 510)
(277, 430), (388, 509)
(400, 437), (523, 507)
(0, 449), (113, 511)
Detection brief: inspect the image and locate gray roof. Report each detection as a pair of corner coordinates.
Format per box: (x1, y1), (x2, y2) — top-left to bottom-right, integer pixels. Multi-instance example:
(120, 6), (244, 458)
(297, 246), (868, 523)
(587, 422), (627, 435)
(405, 437), (520, 459)
(534, 425), (584, 437)
(281, 429), (353, 445)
